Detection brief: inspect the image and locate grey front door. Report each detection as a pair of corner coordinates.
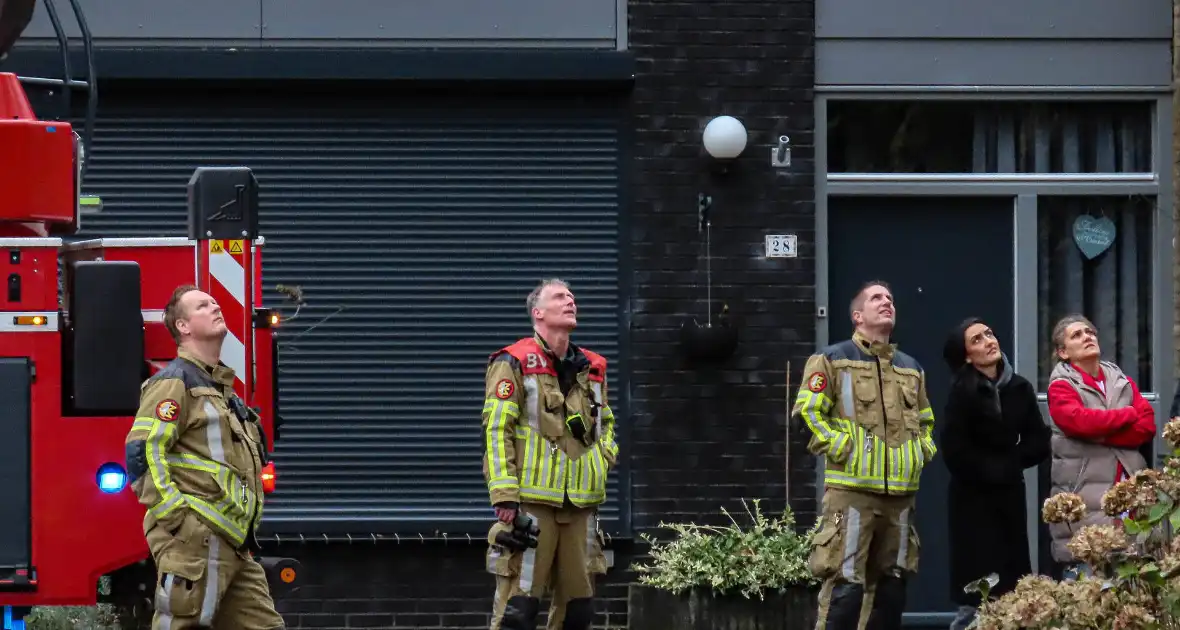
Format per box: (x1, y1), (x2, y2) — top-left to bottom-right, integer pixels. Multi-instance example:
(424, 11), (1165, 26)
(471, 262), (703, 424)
(826, 196), (1016, 625)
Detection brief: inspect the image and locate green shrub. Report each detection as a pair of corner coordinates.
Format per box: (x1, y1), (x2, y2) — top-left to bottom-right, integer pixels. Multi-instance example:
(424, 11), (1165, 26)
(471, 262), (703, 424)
(23, 577), (124, 629)
(630, 498), (820, 600)
(24, 605), (121, 630)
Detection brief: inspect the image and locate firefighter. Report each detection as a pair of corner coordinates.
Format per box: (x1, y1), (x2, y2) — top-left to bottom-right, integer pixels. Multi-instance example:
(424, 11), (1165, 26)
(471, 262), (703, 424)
(124, 284), (285, 630)
(483, 278), (619, 630)
(793, 280), (935, 630)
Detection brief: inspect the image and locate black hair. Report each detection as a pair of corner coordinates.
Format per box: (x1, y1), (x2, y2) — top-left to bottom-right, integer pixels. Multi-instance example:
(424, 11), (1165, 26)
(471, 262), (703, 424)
(943, 316), (985, 373)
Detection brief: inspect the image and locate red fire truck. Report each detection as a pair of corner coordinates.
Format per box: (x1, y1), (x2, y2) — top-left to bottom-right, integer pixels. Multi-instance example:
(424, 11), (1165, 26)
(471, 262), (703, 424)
(0, 0), (301, 626)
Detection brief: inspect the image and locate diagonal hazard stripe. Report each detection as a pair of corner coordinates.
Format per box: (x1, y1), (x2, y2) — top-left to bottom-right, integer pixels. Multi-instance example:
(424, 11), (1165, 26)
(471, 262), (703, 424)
(208, 278), (246, 344)
(207, 250), (247, 389)
(209, 250), (245, 306)
(219, 329), (247, 386)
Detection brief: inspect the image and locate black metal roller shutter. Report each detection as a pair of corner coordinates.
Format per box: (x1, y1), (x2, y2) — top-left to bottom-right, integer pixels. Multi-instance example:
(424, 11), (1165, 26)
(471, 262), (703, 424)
(71, 86), (626, 536)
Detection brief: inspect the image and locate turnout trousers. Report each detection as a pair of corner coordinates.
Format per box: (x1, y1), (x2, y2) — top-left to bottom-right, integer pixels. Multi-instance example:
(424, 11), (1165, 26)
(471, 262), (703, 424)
(811, 487), (921, 630)
(487, 502), (604, 630)
(147, 512), (285, 630)
(544, 521), (609, 630)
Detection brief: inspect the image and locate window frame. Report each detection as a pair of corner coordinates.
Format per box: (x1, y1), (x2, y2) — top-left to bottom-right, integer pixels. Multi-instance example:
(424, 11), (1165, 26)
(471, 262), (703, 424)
(812, 90), (1174, 593)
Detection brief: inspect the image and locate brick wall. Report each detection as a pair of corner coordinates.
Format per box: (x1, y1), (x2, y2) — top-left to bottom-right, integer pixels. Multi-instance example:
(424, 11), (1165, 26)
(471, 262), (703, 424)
(268, 544), (629, 629)
(272, 0), (817, 625)
(626, 0), (818, 534)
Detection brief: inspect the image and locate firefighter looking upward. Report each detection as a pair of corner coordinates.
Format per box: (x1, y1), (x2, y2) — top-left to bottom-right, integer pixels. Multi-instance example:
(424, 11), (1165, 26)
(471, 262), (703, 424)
(793, 280), (935, 630)
(483, 278), (619, 630)
(124, 284), (286, 630)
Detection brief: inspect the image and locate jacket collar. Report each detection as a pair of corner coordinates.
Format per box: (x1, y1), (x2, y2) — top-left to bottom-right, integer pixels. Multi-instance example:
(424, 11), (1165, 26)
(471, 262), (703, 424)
(535, 332), (576, 361)
(178, 347), (236, 389)
(853, 330), (895, 361)
(534, 332), (591, 372)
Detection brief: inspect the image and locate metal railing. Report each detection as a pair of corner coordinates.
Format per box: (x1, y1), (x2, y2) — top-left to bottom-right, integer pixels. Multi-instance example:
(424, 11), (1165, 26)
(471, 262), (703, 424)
(16, 0), (96, 182)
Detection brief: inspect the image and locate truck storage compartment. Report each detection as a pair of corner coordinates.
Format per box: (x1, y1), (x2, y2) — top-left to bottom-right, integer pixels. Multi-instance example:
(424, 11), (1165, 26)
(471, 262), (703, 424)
(0, 357), (33, 589)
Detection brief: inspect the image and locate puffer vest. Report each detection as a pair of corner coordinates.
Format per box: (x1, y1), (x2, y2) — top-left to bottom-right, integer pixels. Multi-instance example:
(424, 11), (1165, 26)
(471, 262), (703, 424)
(1047, 360), (1147, 563)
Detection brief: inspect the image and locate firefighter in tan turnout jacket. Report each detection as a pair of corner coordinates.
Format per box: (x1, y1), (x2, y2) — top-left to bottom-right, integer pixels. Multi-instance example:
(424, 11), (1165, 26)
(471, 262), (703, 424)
(793, 281), (936, 630)
(482, 279), (619, 630)
(125, 285), (285, 630)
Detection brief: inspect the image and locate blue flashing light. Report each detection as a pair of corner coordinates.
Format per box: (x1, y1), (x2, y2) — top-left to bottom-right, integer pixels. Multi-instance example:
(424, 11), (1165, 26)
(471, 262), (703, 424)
(96, 462), (127, 494)
(45, 126), (55, 133)
(4, 606), (25, 630)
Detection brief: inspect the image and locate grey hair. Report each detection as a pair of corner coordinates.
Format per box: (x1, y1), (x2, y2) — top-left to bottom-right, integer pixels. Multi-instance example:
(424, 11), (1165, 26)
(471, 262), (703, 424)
(1050, 313), (1096, 361)
(527, 278), (570, 322)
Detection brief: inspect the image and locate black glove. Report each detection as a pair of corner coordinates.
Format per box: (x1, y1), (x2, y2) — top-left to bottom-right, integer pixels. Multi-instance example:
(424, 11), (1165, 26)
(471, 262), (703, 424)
(512, 511), (540, 538)
(492, 511), (541, 551)
(494, 527), (538, 551)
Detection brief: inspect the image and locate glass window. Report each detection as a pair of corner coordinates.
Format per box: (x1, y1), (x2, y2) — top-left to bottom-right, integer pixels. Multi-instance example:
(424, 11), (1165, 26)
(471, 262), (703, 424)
(1036, 196), (1154, 391)
(827, 101), (1153, 174)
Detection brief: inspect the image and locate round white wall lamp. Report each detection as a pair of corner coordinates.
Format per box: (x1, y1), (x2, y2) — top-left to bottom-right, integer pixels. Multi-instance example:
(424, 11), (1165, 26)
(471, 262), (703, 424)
(702, 115), (748, 160)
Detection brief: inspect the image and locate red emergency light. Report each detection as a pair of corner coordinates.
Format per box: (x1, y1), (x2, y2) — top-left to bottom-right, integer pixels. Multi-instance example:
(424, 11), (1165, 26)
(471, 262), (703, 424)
(261, 462), (277, 494)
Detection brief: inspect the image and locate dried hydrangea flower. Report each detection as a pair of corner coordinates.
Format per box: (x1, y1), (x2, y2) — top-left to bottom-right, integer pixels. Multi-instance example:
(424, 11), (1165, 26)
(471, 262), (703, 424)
(1066, 524), (1129, 567)
(1112, 603), (1156, 630)
(971, 616), (1005, 630)
(1001, 575), (1061, 627)
(1100, 473), (1161, 516)
(1057, 577), (1111, 627)
(972, 543), (1177, 630)
(1101, 487), (1133, 516)
(1043, 492), (1086, 524)
(1163, 418), (1180, 450)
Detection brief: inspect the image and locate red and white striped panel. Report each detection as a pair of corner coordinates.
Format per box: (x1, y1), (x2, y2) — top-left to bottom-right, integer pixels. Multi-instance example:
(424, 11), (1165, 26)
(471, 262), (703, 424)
(198, 239), (254, 400)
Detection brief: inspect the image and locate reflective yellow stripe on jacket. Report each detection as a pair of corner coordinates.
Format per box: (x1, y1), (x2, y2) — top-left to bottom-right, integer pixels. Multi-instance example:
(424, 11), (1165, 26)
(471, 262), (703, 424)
(484, 397), (521, 496)
(136, 417), (186, 522)
(794, 389), (852, 460)
(513, 426), (612, 505)
(134, 417), (262, 547)
(793, 387), (930, 495)
(511, 375), (615, 508)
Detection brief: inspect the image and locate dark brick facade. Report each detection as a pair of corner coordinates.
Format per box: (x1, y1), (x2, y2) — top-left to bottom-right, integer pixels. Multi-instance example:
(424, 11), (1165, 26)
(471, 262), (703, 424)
(268, 0), (817, 626)
(625, 0), (818, 533)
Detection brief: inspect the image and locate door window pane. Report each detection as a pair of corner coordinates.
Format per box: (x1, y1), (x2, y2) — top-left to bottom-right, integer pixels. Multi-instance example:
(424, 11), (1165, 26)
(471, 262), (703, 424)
(1036, 196), (1154, 390)
(827, 101), (1153, 174)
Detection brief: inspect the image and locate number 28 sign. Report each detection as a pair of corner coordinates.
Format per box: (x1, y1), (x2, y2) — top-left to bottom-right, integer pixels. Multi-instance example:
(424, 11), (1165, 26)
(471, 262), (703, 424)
(764, 234), (798, 259)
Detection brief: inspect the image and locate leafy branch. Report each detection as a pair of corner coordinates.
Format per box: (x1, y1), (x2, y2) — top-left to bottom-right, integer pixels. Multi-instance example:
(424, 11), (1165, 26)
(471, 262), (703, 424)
(630, 499), (819, 600)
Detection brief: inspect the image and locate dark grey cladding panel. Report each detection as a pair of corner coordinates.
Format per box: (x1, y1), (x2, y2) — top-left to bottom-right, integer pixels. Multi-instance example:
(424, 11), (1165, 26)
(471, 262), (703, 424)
(817, 0), (1171, 39)
(19, 0), (620, 47)
(817, 40), (1170, 88)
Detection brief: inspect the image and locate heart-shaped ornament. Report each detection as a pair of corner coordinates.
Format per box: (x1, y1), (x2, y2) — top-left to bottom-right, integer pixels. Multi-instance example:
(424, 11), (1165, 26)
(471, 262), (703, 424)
(1072, 214), (1117, 260)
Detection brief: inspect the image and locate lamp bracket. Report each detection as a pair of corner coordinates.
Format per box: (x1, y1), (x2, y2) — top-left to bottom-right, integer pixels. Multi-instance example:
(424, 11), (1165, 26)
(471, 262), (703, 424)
(771, 135), (791, 168)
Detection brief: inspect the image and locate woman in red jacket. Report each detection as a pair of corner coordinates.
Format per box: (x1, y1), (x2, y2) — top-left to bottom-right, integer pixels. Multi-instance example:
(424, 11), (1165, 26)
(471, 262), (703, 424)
(1045, 314), (1156, 579)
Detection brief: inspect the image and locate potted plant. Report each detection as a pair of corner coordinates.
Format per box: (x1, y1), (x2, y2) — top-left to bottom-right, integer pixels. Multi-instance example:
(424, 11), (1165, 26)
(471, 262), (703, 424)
(628, 499), (820, 629)
(968, 418), (1180, 629)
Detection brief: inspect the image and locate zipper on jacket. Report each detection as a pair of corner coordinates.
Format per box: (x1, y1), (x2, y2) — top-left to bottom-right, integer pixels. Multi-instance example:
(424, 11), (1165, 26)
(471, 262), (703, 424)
(875, 360), (890, 495)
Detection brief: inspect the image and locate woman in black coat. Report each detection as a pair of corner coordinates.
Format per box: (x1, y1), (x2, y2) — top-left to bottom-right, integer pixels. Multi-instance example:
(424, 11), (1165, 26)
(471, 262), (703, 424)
(939, 317), (1052, 630)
